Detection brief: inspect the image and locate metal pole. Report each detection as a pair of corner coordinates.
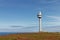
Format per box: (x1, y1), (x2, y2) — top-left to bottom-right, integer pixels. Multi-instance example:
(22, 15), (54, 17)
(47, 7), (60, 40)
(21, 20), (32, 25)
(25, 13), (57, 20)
(39, 18), (40, 32)
(39, 18), (42, 32)
(40, 19), (42, 32)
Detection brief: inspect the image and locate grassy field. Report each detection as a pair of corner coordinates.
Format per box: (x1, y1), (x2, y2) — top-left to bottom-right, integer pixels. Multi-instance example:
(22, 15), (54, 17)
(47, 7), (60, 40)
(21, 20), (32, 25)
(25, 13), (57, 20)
(0, 32), (60, 40)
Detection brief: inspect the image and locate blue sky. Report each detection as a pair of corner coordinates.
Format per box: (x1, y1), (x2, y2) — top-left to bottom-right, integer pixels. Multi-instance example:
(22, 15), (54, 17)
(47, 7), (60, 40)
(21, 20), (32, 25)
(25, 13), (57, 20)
(0, 0), (60, 32)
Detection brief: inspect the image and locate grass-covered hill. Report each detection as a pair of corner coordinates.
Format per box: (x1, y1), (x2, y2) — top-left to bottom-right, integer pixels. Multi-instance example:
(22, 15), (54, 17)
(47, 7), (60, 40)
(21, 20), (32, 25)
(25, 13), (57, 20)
(0, 32), (60, 40)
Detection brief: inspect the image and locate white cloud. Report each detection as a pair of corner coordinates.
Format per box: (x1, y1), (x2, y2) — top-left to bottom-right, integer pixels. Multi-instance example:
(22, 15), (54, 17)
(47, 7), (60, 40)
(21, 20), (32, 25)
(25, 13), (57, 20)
(47, 16), (60, 21)
(39, 0), (58, 4)
(45, 16), (60, 26)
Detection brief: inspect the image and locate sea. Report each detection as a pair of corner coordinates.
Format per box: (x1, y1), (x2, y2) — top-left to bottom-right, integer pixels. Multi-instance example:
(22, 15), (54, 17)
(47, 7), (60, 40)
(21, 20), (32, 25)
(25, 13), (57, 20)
(0, 32), (36, 36)
(0, 32), (18, 36)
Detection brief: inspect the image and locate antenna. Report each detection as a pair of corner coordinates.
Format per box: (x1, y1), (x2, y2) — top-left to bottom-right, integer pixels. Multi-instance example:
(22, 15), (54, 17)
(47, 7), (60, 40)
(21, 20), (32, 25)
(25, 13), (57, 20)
(37, 11), (42, 32)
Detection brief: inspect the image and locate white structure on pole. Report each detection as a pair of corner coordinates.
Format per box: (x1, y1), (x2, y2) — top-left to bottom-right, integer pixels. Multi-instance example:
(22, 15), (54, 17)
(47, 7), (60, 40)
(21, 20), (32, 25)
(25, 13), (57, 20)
(37, 11), (42, 32)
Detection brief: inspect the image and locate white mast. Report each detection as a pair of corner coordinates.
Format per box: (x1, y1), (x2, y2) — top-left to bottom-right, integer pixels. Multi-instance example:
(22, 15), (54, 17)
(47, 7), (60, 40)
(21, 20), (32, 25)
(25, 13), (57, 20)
(37, 11), (42, 32)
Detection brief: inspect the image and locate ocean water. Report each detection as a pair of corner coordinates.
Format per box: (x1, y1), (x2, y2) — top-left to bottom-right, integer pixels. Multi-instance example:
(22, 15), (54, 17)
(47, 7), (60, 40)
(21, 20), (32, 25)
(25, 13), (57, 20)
(0, 32), (18, 36)
(0, 32), (37, 36)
